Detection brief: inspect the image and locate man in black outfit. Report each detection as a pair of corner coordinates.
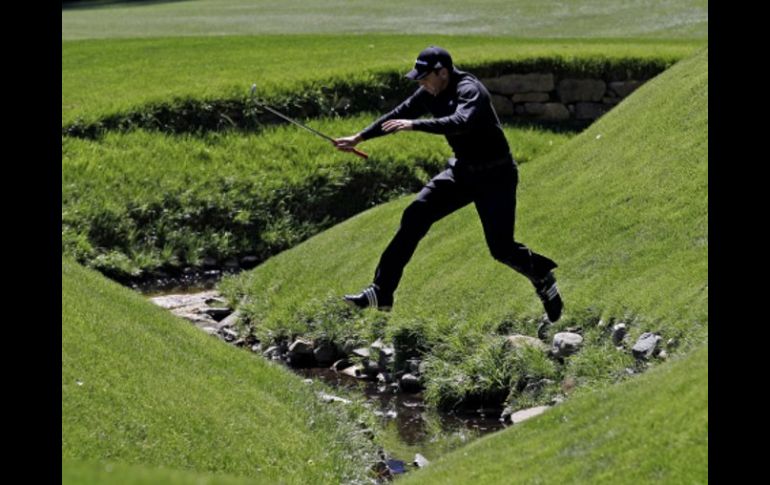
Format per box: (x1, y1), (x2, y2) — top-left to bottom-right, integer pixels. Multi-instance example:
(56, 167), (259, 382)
(334, 46), (563, 322)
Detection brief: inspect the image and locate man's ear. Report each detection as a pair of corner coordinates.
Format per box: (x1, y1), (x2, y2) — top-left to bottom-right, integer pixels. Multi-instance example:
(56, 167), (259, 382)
(438, 67), (449, 79)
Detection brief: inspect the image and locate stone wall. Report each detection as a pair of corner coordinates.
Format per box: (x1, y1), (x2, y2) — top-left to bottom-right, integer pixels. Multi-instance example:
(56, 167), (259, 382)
(480, 73), (646, 123)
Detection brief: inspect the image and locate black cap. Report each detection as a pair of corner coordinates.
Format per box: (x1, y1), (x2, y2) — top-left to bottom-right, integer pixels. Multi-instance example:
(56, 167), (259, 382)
(405, 46), (453, 80)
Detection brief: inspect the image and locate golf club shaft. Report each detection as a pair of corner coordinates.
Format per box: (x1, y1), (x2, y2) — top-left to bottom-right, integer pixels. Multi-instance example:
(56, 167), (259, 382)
(260, 105), (334, 142)
(250, 88), (368, 159)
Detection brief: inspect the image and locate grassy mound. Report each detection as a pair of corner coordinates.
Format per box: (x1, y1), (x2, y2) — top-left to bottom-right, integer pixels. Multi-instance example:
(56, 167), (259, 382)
(62, 257), (378, 483)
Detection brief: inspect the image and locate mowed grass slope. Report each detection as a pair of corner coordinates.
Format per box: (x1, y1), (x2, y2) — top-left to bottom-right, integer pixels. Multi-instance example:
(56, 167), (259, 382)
(221, 47), (707, 406)
(62, 459), (262, 485)
(62, 36), (701, 126)
(62, 258), (377, 483)
(62, 0), (707, 40)
(399, 342), (708, 484)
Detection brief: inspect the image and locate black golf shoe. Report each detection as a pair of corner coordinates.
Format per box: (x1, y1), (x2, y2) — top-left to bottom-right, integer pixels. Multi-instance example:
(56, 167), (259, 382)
(534, 271), (563, 323)
(344, 284), (393, 311)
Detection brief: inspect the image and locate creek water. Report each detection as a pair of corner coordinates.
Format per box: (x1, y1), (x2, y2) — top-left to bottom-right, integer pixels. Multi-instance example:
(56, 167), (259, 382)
(295, 367), (506, 453)
(136, 276), (219, 298)
(144, 282), (507, 469)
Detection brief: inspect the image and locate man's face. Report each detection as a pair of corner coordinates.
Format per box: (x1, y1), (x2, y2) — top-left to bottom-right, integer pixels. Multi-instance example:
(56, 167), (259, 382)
(418, 68), (449, 96)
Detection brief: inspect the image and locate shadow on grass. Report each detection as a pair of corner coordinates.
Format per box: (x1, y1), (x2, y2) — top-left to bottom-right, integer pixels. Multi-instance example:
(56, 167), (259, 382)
(62, 0), (189, 10)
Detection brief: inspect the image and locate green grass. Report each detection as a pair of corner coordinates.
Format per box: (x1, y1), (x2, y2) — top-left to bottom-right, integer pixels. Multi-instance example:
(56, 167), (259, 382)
(61, 257), (379, 483)
(398, 342), (708, 484)
(62, 117), (574, 279)
(219, 47), (708, 408)
(63, 1), (708, 482)
(63, 459), (263, 485)
(62, 0), (707, 40)
(62, 35), (702, 126)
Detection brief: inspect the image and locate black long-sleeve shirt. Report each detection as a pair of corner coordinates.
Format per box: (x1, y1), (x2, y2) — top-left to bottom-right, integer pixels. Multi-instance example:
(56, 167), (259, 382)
(360, 69), (511, 165)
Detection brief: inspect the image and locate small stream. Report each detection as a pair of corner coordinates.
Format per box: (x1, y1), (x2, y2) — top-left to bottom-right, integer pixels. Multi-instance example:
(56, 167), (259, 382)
(295, 366), (505, 446)
(135, 273), (222, 297)
(146, 285), (508, 472)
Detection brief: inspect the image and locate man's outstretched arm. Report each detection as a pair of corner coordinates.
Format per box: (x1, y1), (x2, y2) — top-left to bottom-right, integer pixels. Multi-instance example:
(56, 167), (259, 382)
(334, 89), (428, 149)
(359, 81), (487, 137)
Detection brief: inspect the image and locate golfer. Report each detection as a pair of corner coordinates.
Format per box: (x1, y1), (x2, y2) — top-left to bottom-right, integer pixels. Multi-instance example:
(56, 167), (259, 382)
(334, 46), (563, 322)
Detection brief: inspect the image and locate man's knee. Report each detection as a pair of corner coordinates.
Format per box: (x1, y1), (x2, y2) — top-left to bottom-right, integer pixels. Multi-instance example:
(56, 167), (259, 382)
(488, 241), (533, 274)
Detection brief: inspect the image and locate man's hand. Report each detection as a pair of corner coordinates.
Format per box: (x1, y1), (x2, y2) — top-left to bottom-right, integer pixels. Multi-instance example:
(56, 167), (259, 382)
(382, 119), (414, 133)
(333, 134), (363, 152)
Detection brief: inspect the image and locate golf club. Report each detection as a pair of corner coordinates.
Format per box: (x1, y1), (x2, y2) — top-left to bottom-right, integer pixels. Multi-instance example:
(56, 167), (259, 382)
(249, 84), (369, 159)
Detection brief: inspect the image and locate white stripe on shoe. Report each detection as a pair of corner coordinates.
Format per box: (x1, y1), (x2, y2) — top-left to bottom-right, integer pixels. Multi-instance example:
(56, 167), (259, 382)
(364, 287), (378, 308)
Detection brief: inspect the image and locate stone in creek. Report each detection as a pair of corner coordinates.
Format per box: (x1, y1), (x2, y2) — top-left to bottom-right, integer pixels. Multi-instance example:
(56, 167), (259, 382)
(318, 392), (352, 405)
(399, 373), (422, 393)
(508, 405), (550, 424)
(414, 453), (430, 468)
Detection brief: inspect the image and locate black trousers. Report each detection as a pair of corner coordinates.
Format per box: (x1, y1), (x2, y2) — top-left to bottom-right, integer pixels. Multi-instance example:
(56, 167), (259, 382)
(373, 158), (557, 296)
